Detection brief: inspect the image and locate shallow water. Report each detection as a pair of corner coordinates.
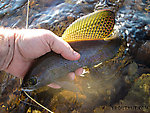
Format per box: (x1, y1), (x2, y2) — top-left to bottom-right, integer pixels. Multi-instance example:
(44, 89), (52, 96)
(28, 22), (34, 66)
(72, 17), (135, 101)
(0, 0), (150, 113)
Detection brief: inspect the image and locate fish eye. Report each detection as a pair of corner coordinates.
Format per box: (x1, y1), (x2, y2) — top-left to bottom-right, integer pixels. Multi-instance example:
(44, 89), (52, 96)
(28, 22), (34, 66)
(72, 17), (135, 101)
(29, 77), (37, 86)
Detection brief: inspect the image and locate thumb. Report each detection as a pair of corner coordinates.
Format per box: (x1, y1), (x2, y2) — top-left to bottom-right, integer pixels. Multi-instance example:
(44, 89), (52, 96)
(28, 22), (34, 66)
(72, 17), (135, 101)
(45, 31), (80, 61)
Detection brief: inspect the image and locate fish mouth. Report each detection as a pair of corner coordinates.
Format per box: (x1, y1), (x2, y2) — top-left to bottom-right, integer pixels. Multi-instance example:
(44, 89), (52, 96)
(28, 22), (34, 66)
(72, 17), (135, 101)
(21, 87), (35, 92)
(21, 83), (36, 92)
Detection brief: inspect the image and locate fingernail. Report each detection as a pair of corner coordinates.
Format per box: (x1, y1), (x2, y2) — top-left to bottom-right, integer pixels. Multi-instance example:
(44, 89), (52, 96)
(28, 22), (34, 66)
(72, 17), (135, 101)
(73, 51), (79, 56)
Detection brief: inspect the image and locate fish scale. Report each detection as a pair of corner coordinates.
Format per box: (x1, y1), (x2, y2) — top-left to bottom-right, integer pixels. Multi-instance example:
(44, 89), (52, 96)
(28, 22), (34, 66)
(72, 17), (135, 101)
(62, 9), (115, 42)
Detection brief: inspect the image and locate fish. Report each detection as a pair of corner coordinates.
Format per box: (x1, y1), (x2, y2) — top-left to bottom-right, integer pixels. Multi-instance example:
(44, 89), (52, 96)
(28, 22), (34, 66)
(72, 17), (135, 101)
(22, 40), (121, 91)
(21, 9), (118, 91)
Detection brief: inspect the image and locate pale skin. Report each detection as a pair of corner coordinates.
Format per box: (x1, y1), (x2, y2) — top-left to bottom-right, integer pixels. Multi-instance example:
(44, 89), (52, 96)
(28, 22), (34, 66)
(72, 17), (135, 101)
(0, 28), (83, 89)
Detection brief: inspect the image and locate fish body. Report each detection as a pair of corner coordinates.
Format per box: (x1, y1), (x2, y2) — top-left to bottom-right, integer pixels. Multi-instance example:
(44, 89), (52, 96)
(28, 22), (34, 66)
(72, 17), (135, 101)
(22, 9), (117, 91)
(22, 40), (120, 91)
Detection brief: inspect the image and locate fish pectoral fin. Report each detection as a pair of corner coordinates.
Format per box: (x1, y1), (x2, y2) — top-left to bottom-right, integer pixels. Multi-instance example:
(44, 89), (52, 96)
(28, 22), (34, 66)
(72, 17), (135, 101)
(54, 81), (80, 92)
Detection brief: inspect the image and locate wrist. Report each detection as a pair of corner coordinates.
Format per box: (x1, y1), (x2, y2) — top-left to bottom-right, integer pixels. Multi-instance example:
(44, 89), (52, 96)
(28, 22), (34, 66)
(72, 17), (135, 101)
(0, 27), (15, 70)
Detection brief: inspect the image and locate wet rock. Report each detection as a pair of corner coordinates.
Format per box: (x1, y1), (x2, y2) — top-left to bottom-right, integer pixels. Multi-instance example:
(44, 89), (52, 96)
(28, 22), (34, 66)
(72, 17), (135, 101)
(135, 41), (150, 66)
(0, 0), (27, 18)
(29, 2), (95, 36)
(95, 0), (125, 12)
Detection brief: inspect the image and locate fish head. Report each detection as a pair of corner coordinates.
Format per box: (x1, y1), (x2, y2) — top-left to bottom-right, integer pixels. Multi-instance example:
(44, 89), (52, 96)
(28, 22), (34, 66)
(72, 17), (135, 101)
(21, 75), (38, 91)
(21, 63), (51, 91)
(21, 66), (80, 92)
(21, 73), (80, 92)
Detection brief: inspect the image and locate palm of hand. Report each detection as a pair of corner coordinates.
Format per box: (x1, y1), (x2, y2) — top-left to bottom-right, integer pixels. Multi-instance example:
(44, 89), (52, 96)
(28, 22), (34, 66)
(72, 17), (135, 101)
(4, 29), (81, 78)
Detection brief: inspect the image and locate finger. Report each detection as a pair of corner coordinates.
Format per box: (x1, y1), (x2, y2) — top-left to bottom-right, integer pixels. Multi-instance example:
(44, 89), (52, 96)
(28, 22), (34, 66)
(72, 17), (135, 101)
(45, 31), (80, 61)
(75, 68), (83, 76)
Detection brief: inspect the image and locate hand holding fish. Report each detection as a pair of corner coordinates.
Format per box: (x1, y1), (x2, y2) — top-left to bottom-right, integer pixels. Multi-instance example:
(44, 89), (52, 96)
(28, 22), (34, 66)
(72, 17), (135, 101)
(0, 28), (82, 88)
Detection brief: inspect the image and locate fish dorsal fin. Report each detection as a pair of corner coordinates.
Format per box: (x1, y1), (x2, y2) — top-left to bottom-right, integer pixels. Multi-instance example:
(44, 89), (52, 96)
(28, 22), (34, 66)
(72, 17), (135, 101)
(62, 9), (115, 42)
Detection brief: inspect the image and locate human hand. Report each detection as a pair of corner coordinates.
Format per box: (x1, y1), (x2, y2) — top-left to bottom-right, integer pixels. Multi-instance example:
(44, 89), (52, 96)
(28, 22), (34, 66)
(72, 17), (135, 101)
(3, 29), (83, 88)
